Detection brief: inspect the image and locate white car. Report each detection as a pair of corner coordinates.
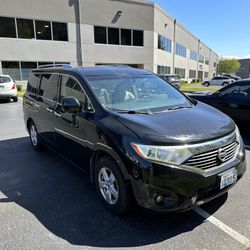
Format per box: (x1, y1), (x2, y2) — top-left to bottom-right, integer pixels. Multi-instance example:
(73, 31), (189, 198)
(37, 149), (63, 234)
(203, 76), (235, 87)
(0, 75), (18, 102)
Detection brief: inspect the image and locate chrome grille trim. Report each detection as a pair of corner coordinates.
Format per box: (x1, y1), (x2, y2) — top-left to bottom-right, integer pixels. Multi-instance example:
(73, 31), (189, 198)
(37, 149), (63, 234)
(184, 141), (239, 170)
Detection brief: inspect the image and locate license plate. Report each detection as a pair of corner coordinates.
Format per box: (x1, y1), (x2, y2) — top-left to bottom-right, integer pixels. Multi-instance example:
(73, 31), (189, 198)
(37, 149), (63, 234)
(220, 168), (237, 190)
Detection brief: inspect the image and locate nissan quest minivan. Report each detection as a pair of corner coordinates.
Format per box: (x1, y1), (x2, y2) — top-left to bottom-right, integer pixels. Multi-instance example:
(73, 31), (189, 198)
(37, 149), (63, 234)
(23, 65), (246, 214)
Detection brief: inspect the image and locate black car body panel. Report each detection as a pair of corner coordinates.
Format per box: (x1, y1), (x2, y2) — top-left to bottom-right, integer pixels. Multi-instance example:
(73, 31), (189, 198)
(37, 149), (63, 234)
(23, 65), (246, 213)
(189, 80), (250, 125)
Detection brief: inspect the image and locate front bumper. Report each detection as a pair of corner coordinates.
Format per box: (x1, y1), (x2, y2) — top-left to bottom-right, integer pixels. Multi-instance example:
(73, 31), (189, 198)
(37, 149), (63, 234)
(130, 153), (246, 213)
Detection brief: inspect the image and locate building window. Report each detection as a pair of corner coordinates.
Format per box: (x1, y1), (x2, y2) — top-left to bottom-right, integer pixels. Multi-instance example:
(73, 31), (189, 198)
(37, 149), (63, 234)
(189, 70), (196, 78)
(21, 62), (37, 80)
(121, 29), (131, 46)
(190, 50), (198, 61)
(52, 22), (68, 41)
(108, 27), (119, 45)
(175, 68), (185, 78)
(158, 34), (172, 53)
(94, 26), (107, 44)
(0, 17), (16, 38)
(213, 62), (217, 68)
(198, 55), (204, 64)
(204, 72), (209, 78)
(176, 43), (187, 57)
(35, 20), (52, 40)
(17, 18), (34, 39)
(38, 62), (54, 66)
(205, 58), (209, 65)
(2, 61), (20, 80)
(157, 66), (171, 74)
(133, 30), (143, 46)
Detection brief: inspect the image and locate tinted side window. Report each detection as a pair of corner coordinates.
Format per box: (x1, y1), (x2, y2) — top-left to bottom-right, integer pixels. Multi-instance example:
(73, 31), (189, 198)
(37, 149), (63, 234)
(59, 75), (93, 111)
(27, 73), (40, 94)
(39, 74), (59, 100)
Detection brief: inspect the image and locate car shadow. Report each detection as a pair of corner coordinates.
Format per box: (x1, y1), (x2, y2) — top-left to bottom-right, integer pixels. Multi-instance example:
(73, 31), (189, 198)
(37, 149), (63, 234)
(0, 137), (228, 248)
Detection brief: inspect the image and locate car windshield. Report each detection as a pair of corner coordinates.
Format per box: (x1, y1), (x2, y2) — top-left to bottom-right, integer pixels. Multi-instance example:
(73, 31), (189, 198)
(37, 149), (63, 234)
(86, 74), (192, 113)
(0, 76), (11, 83)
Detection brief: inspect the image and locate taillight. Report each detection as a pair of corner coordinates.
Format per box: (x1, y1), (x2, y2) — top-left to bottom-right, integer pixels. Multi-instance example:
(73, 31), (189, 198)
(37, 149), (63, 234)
(11, 83), (16, 89)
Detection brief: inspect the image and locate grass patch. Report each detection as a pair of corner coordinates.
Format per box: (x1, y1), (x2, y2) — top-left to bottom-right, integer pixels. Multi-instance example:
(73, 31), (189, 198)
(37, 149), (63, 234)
(17, 91), (25, 97)
(180, 83), (219, 93)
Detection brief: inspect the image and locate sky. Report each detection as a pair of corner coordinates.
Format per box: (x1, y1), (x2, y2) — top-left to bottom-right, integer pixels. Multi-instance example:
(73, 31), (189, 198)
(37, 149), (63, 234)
(153, 0), (250, 59)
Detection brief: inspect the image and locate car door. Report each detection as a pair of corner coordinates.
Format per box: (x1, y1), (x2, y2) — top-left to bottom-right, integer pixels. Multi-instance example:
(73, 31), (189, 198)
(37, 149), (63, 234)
(35, 73), (59, 147)
(214, 82), (250, 123)
(54, 74), (95, 171)
(211, 77), (220, 85)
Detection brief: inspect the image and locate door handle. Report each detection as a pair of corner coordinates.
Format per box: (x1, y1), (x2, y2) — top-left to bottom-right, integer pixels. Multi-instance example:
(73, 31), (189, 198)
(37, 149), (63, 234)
(46, 107), (53, 113)
(54, 111), (61, 118)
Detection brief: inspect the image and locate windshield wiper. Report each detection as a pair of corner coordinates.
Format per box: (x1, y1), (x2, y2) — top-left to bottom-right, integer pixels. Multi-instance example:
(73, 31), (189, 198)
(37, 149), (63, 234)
(115, 109), (151, 115)
(167, 106), (191, 111)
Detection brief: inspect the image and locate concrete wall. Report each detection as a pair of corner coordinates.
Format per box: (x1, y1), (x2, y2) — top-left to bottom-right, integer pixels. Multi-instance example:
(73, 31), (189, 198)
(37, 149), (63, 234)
(0, 0), (218, 81)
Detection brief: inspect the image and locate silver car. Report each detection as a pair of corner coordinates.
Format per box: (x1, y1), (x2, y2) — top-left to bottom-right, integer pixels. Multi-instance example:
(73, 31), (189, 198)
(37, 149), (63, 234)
(0, 75), (18, 102)
(203, 76), (235, 87)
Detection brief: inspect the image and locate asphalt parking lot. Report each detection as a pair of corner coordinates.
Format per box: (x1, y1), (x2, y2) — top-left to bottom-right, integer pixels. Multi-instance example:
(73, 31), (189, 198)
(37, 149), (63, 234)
(0, 99), (249, 250)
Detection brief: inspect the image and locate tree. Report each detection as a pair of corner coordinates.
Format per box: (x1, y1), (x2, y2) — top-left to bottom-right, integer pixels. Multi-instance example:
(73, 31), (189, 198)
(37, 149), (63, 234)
(218, 59), (240, 74)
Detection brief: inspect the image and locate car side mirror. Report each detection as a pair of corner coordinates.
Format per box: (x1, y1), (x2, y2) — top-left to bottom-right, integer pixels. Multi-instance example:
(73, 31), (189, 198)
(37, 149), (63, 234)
(61, 96), (81, 113)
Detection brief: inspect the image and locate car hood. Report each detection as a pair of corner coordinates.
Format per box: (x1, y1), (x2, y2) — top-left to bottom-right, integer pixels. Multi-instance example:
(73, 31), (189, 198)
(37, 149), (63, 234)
(114, 102), (235, 145)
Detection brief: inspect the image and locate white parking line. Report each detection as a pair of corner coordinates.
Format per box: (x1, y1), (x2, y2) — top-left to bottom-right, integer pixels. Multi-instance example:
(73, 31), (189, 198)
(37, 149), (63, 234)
(18, 97), (23, 102)
(193, 207), (250, 248)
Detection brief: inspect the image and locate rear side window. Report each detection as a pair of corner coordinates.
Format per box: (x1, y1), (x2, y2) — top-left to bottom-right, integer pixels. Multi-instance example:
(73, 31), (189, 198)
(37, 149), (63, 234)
(26, 73), (40, 94)
(59, 75), (93, 111)
(39, 74), (59, 100)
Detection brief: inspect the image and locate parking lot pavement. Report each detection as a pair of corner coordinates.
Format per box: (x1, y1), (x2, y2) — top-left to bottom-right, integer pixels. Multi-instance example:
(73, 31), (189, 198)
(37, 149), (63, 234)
(0, 100), (249, 250)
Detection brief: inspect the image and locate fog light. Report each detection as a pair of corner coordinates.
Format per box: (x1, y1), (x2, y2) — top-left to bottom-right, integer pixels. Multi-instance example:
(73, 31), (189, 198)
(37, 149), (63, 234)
(156, 195), (163, 204)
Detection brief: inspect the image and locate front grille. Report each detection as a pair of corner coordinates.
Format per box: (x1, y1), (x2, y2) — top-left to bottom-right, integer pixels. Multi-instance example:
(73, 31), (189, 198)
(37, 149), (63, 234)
(184, 141), (238, 170)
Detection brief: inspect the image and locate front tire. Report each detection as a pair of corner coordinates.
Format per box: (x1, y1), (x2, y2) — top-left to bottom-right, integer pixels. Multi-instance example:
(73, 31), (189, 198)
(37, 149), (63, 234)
(95, 156), (131, 214)
(222, 82), (229, 86)
(29, 121), (43, 150)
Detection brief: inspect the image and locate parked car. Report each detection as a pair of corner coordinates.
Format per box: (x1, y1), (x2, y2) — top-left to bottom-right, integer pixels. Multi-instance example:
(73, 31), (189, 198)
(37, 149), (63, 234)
(189, 79), (250, 126)
(23, 64), (246, 214)
(0, 75), (18, 102)
(158, 74), (180, 89)
(203, 76), (235, 87)
(223, 74), (241, 81)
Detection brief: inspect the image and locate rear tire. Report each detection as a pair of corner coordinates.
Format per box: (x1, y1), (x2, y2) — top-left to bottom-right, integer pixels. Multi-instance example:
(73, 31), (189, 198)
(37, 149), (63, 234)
(203, 82), (210, 87)
(13, 96), (18, 102)
(94, 156), (131, 214)
(222, 82), (228, 86)
(28, 121), (43, 151)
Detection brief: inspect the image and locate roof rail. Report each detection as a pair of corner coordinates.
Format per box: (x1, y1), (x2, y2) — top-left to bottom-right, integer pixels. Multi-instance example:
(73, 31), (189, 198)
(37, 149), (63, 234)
(37, 64), (73, 69)
(96, 64), (132, 68)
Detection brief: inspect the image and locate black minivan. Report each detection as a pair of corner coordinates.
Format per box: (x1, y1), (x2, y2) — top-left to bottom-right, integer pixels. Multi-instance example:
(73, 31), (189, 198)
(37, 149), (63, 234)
(23, 65), (246, 214)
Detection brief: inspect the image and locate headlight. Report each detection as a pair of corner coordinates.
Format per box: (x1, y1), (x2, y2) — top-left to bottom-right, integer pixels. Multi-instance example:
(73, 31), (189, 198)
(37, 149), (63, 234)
(131, 143), (192, 165)
(235, 125), (241, 143)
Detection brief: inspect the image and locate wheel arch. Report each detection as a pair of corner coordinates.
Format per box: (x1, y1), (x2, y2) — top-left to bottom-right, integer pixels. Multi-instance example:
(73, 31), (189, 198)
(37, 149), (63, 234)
(89, 147), (130, 183)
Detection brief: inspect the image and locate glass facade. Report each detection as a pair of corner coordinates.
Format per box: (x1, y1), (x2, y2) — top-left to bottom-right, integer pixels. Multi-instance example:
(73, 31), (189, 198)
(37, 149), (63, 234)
(176, 43), (187, 57)
(175, 68), (186, 78)
(198, 55), (204, 64)
(190, 50), (198, 61)
(94, 26), (143, 47)
(189, 70), (196, 78)
(158, 34), (172, 53)
(0, 16), (68, 41)
(157, 66), (171, 74)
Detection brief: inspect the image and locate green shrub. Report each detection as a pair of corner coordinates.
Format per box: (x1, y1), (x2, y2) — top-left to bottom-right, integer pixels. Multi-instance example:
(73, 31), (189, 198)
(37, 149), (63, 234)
(16, 85), (22, 91)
